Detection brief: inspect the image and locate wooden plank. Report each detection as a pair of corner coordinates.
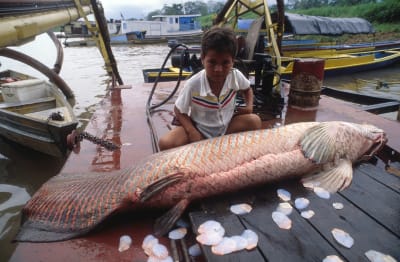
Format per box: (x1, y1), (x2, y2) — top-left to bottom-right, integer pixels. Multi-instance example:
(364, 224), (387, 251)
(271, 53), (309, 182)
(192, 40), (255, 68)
(357, 163), (400, 193)
(362, 101), (400, 114)
(0, 96), (55, 109)
(339, 166), (400, 237)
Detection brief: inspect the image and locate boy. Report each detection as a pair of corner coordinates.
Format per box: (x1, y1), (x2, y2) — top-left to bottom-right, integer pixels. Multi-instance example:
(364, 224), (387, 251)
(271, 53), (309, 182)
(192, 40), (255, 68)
(158, 26), (262, 151)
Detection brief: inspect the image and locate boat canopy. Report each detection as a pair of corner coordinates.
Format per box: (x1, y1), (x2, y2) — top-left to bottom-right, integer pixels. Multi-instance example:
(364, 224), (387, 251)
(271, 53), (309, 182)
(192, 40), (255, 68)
(284, 13), (375, 35)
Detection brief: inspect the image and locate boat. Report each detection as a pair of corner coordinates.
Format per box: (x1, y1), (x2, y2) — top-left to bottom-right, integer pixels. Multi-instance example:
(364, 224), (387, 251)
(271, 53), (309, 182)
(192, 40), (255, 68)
(142, 67), (193, 83)
(281, 48), (400, 79)
(63, 14), (203, 46)
(143, 45), (400, 83)
(0, 70), (78, 157)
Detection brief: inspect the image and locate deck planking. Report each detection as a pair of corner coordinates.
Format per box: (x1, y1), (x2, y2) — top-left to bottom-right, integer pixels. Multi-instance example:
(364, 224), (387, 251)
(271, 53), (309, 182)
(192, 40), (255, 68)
(189, 162), (400, 261)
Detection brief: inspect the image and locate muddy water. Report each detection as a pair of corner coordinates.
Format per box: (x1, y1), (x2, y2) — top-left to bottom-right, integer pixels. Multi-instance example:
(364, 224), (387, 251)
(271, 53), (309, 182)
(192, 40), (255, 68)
(323, 63), (400, 101)
(0, 34), (399, 260)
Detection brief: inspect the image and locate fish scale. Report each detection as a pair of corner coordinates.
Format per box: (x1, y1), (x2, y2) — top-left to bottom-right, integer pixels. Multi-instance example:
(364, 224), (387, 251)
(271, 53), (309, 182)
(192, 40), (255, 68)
(16, 121), (386, 242)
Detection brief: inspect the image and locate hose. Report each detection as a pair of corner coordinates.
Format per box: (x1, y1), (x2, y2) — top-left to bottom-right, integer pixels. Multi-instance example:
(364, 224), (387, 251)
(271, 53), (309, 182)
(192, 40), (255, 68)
(146, 43), (190, 152)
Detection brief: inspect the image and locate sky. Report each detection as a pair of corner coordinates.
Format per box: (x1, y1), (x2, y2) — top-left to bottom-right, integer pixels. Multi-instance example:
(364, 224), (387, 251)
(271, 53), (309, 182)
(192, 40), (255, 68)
(100, 0), (193, 19)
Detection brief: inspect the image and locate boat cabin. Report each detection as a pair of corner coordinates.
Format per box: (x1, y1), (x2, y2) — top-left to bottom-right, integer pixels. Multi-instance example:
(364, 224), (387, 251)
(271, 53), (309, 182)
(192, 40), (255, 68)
(120, 14), (202, 37)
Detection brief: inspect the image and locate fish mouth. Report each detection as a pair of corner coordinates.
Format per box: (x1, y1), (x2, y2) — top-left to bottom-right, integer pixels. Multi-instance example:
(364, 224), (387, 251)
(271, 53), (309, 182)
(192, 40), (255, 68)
(360, 132), (387, 161)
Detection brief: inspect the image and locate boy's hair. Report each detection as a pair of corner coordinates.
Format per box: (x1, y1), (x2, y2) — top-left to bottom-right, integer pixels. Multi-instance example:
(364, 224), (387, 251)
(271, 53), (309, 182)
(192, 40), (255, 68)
(201, 26), (237, 58)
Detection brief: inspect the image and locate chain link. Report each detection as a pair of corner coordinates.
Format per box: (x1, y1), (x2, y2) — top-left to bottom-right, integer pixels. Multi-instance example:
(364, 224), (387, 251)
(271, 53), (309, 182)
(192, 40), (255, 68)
(77, 131), (119, 151)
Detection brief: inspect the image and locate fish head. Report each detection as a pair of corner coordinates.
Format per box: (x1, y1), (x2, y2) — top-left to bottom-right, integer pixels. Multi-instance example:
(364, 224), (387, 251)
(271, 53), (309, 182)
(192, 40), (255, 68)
(300, 121), (387, 164)
(353, 123), (387, 161)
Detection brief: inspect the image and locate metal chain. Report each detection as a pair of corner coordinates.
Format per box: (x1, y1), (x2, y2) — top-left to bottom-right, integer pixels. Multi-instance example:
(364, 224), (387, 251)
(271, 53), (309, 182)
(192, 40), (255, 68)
(77, 131), (119, 151)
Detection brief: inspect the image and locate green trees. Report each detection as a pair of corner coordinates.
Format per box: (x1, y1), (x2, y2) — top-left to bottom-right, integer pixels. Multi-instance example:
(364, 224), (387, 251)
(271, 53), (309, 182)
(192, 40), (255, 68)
(363, 0), (400, 22)
(291, 0), (400, 23)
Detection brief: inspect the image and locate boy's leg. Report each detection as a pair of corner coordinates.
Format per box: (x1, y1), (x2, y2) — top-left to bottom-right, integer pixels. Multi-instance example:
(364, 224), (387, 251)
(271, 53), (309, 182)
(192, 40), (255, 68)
(158, 126), (190, 151)
(226, 113), (262, 134)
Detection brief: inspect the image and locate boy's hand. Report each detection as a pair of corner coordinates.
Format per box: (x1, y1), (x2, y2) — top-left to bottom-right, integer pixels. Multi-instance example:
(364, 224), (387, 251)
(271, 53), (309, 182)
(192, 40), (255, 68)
(236, 88), (254, 115)
(235, 106), (252, 115)
(187, 128), (204, 142)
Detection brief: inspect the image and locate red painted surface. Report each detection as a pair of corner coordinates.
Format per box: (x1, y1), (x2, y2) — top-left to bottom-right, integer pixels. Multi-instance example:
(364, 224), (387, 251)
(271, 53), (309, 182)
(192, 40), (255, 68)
(292, 58), (325, 81)
(10, 81), (400, 261)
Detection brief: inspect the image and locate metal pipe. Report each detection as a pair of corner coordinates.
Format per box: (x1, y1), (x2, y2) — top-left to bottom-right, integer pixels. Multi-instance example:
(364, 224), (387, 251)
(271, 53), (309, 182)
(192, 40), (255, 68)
(0, 47), (74, 98)
(0, 5), (92, 48)
(46, 31), (64, 74)
(90, 0), (123, 85)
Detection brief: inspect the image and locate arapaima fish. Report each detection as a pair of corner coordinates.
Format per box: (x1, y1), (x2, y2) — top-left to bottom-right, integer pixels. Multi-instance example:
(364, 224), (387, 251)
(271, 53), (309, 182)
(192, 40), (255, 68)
(16, 121), (387, 242)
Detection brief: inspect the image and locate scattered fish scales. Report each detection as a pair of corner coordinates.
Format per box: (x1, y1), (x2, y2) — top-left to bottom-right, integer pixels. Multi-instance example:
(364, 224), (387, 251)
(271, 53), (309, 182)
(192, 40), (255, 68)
(211, 237), (238, 255)
(277, 188), (291, 201)
(365, 250), (397, 262)
(294, 197), (310, 209)
(300, 210), (315, 219)
(196, 231), (224, 246)
(314, 187), (331, 199)
(118, 235), (132, 252)
(142, 234), (159, 256)
(188, 244), (202, 257)
(230, 235), (248, 250)
(197, 220), (224, 236)
(168, 227), (187, 240)
(148, 256), (173, 262)
(150, 243), (169, 259)
(276, 202), (293, 215)
(333, 202), (344, 210)
(241, 229), (258, 250)
(230, 203), (252, 215)
(211, 233), (257, 255)
(323, 255), (344, 262)
(196, 220), (225, 246)
(331, 228), (354, 248)
(272, 211), (292, 230)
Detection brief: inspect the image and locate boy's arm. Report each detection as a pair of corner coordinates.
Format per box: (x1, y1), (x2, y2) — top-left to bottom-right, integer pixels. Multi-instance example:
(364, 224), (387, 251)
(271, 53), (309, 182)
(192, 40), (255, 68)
(174, 106), (204, 142)
(236, 87), (254, 114)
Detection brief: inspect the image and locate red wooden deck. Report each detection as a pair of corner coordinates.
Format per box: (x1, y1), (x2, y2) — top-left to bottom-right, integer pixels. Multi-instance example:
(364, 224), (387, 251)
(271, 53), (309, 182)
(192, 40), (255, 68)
(10, 81), (400, 261)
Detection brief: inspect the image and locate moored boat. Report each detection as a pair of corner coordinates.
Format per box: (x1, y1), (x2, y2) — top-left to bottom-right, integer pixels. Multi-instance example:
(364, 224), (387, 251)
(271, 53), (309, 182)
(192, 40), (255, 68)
(63, 13), (203, 46)
(281, 48), (400, 79)
(0, 70), (78, 157)
(142, 48), (400, 83)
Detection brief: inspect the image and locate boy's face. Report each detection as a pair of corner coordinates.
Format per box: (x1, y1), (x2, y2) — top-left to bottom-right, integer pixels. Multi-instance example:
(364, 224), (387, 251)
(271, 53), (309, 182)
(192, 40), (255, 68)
(201, 50), (233, 84)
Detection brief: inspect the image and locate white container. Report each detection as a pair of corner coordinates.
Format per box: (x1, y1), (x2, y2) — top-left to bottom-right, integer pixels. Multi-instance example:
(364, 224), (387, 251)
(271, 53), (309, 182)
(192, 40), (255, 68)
(1, 79), (48, 103)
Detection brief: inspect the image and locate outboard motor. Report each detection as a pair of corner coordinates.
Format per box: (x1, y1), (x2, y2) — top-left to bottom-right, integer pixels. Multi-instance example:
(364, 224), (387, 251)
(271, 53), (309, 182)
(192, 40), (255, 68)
(171, 50), (203, 75)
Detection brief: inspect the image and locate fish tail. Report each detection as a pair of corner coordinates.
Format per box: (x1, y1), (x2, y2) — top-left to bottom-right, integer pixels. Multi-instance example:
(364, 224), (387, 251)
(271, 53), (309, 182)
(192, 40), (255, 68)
(16, 169), (132, 242)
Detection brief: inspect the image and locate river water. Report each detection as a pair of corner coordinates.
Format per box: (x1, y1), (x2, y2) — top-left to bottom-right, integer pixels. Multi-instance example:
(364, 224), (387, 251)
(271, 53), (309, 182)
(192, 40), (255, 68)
(0, 34), (399, 260)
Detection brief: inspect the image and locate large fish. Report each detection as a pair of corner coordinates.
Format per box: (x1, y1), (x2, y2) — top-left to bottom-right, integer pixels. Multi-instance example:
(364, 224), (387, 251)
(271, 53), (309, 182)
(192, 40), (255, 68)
(16, 121), (386, 242)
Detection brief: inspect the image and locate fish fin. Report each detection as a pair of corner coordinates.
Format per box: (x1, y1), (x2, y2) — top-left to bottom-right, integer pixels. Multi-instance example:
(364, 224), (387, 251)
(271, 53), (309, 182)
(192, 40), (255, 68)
(154, 199), (190, 236)
(301, 159), (353, 192)
(140, 173), (184, 202)
(300, 122), (340, 164)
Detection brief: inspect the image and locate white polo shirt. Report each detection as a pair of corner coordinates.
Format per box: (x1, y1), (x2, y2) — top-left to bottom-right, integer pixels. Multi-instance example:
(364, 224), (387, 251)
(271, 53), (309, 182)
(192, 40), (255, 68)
(175, 68), (250, 138)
